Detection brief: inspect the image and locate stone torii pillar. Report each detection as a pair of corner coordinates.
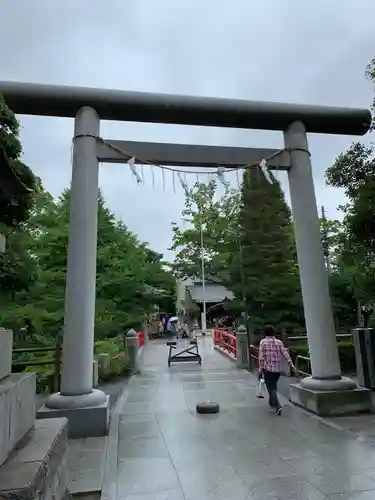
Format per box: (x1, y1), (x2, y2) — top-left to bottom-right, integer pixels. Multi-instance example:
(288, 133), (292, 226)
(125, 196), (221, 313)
(39, 107), (109, 437)
(285, 121), (370, 416)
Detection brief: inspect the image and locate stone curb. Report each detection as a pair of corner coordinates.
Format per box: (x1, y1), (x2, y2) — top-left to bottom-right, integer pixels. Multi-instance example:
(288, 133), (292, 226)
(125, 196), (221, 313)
(100, 415), (119, 500)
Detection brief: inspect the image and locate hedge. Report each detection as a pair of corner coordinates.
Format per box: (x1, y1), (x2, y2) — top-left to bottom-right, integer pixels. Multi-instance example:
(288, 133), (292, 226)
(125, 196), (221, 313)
(290, 341), (356, 374)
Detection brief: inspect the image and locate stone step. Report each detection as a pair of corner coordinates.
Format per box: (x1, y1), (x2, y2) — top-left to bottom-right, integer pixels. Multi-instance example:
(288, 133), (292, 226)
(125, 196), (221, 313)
(0, 418), (69, 500)
(0, 372), (36, 466)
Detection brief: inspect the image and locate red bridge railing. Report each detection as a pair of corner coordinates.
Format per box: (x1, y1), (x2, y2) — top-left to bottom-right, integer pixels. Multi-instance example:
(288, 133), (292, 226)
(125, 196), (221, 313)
(136, 331), (145, 349)
(213, 328), (237, 360)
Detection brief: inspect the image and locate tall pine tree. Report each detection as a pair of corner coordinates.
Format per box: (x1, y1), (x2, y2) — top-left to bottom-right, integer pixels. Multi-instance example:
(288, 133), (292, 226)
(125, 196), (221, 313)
(237, 168), (303, 330)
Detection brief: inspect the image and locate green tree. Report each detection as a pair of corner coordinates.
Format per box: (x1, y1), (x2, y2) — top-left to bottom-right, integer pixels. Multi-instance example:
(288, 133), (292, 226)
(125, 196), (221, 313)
(329, 272), (357, 330)
(169, 180), (240, 279)
(0, 95), (36, 227)
(0, 227), (38, 301)
(238, 168), (303, 329)
(6, 188), (71, 336)
(324, 55), (375, 322)
(365, 57), (375, 129)
(0, 185), (176, 341)
(318, 216), (360, 328)
(326, 143), (375, 306)
(0, 96), (38, 301)
(170, 172), (304, 330)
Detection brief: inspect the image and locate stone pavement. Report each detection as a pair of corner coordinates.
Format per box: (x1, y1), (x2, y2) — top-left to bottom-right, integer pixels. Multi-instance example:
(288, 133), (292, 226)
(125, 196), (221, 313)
(275, 373), (375, 447)
(67, 436), (107, 494)
(101, 338), (375, 500)
(64, 378), (129, 494)
(325, 411), (375, 448)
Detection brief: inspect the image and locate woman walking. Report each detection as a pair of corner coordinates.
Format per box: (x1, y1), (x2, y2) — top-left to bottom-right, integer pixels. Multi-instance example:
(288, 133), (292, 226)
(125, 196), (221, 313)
(258, 325), (295, 415)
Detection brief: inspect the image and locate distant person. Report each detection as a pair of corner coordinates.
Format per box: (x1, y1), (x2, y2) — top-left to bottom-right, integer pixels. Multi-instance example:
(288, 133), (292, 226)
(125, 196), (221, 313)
(182, 321), (189, 338)
(166, 318), (175, 337)
(258, 325), (295, 416)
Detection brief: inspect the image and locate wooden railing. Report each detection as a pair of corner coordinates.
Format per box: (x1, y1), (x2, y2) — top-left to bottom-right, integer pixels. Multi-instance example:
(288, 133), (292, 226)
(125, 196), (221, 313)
(286, 333), (352, 346)
(12, 337), (62, 392)
(249, 344), (259, 368)
(294, 354), (311, 378)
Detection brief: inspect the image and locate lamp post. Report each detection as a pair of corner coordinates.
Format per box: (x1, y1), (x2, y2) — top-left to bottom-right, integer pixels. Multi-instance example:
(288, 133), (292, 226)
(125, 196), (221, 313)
(225, 229), (251, 370)
(200, 213), (207, 335)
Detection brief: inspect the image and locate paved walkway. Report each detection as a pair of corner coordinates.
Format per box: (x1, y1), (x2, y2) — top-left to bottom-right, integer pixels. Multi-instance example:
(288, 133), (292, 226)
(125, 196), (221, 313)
(64, 379), (129, 493)
(102, 338), (375, 500)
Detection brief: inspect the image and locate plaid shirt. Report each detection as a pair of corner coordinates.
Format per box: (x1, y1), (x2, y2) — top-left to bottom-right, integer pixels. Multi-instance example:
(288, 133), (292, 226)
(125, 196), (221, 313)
(259, 337), (292, 373)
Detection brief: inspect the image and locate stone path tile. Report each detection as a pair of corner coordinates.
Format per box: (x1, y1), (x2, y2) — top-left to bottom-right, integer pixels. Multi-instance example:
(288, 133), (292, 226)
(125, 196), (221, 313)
(176, 462), (251, 500)
(117, 458), (180, 496)
(306, 469), (375, 496)
(118, 491), (185, 500)
(67, 436), (107, 494)
(328, 493), (375, 499)
(247, 474), (328, 500)
(118, 436), (169, 460)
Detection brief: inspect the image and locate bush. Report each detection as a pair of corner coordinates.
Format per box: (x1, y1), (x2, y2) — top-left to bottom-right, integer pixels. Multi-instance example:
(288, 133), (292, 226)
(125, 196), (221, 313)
(290, 341), (356, 374)
(14, 335), (131, 394)
(25, 365), (54, 393)
(94, 336), (124, 356)
(94, 337), (131, 380)
(337, 341), (356, 373)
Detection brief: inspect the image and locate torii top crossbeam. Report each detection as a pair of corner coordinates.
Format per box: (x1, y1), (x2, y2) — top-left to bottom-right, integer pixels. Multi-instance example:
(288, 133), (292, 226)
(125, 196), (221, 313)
(0, 81), (371, 136)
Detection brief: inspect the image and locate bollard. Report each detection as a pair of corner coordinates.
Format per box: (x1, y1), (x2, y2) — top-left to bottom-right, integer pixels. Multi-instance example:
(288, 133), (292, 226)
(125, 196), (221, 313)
(92, 360), (99, 387)
(97, 353), (111, 378)
(143, 322), (149, 345)
(0, 233), (5, 253)
(352, 328), (375, 389)
(126, 328), (140, 374)
(236, 325), (249, 369)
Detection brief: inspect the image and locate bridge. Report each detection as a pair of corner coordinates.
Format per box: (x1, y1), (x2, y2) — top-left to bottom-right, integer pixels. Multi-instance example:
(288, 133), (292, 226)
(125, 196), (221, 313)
(91, 336), (375, 500)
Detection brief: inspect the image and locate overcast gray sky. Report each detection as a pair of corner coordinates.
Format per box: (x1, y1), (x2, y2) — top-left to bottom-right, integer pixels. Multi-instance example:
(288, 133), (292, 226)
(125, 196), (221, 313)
(1, 0), (374, 260)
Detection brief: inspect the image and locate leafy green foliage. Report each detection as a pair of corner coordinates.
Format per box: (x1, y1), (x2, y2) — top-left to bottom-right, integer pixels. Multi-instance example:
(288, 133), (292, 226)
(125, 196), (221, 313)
(326, 142), (375, 255)
(94, 337), (131, 380)
(0, 96), (39, 299)
(365, 57), (375, 130)
(323, 55), (375, 323)
(0, 226), (38, 299)
(326, 142), (375, 307)
(0, 94), (36, 227)
(169, 180), (240, 280)
(0, 184), (176, 342)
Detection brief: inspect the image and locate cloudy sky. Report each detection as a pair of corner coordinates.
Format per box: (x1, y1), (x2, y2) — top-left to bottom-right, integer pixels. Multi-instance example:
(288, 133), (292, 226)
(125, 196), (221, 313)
(1, 0), (374, 260)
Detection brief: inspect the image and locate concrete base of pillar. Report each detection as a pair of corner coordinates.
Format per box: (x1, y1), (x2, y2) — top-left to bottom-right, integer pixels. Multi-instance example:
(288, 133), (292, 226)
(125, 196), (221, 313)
(45, 388), (107, 409)
(300, 375), (357, 391)
(290, 383), (373, 417)
(37, 395), (109, 438)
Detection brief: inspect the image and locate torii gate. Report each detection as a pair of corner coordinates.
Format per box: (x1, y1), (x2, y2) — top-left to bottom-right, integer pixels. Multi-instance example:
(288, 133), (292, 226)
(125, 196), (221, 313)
(0, 81), (371, 435)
